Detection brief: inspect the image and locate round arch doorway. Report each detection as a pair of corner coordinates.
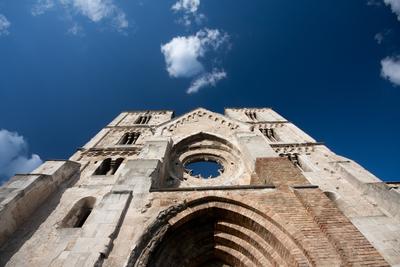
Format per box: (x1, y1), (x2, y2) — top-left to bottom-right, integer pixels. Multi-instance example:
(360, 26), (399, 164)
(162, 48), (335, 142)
(129, 197), (311, 267)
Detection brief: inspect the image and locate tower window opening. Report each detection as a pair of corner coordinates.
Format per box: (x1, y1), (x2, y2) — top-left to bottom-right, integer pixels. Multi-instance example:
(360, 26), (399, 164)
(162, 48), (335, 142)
(61, 197), (96, 228)
(119, 132), (140, 145)
(74, 207), (92, 227)
(260, 128), (278, 142)
(245, 111), (257, 121)
(93, 158), (124, 175)
(135, 115), (152, 124)
(280, 153), (302, 170)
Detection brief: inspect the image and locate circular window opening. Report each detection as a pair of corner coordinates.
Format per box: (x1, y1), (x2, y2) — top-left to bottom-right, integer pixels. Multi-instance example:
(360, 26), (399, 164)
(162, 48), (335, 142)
(184, 160), (224, 179)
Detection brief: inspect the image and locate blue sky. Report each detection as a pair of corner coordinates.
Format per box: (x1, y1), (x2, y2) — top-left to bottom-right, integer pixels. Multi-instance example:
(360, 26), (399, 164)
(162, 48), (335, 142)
(0, 0), (400, 183)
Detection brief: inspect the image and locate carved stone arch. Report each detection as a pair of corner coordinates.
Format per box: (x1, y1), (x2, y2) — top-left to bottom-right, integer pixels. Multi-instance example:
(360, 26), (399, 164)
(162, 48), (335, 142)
(161, 132), (251, 188)
(154, 108), (250, 137)
(127, 196), (313, 267)
(60, 196), (96, 228)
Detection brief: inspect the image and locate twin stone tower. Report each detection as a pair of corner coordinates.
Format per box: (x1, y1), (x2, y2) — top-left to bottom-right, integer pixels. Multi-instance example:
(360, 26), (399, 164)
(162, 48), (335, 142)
(0, 108), (399, 266)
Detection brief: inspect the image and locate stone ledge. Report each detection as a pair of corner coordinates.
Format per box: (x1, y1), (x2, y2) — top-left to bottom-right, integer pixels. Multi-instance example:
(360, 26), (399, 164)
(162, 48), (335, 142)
(270, 142), (324, 147)
(0, 160), (80, 247)
(149, 184), (276, 192)
(290, 185), (319, 189)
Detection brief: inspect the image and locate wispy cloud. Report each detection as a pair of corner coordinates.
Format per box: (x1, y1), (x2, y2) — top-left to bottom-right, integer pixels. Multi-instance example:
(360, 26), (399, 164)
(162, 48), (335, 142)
(172, 0), (200, 13)
(0, 14), (10, 36)
(171, 0), (205, 26)
(0, 130), (42, 184)
(375, 32), (384, 44)
(383, 0), (400, 20)
(374, 29), (391, 44)
(32, 0), (54, 16)
(367, 0), (382, 6)
(32, 0), (129, 33)
(187, 69), (226, 94)
(381, 57), (400, 86)
(67, 23), (84, 36)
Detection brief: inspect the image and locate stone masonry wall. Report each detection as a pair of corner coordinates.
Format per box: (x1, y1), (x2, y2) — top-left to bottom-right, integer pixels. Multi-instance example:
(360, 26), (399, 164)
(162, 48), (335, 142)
(0, 108), (396, 266)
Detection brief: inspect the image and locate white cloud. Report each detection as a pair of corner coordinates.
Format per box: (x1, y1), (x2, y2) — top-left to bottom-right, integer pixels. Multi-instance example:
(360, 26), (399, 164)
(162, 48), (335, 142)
(383, 0), (400, 20)
(161, 29), (228, 78)
(187, 69), (226, 94)
(161, 35), (204, 77)
(0, 14), (10, 36)
(172, 0), (200, 13)
(111, 11), (128, 30)
(381, 57), (400, 86)
(0, 130), (42, 183)
(69, 0), (113, 22)
(171, 0), (204, 26)
(32, 0), (55, 16)
(32, 0), (128, 32)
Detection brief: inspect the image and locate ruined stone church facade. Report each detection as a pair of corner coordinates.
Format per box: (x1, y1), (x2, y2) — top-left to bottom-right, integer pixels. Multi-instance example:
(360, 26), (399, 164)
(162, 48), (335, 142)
(0, 108), (399, 266)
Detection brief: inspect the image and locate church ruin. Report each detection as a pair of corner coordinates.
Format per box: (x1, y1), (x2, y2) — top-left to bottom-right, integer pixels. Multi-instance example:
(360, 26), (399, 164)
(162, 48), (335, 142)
(0, 108), (399, 266)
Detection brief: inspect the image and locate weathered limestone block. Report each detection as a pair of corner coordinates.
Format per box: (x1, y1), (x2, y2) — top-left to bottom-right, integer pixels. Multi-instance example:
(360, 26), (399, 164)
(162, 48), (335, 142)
(334, 161), (400, 220)
(335, 160), (382, 185)
(0, 160), (80, 247)
(83, 128), (110, 150)
(113, 160), (161, 193)
(294, 188), (389, 266)
(53, 192), (132, 267)
(137, 138), (171, 161)
(351, 216), (400, 266)
(362, 182), (400, 220)
(235, 132), (276, 168)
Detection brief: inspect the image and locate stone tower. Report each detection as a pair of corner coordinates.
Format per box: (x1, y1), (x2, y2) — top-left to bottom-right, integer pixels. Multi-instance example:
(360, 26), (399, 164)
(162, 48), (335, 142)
(0, 108), (399, 266)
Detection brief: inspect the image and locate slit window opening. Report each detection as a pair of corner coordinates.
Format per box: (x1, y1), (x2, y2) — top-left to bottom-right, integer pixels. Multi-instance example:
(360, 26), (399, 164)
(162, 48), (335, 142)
(280, 153), (303, 170)
(93, 158), (124, 175)
(245, 111), (257, 121)
(260, 128), (278, 142)
(135, 115), (152, 124)
(119, 132), (140, 145)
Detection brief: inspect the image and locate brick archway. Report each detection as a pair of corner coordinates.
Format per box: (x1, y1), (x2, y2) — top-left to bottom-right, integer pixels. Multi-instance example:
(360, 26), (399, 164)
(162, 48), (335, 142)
(128, 196), (313, 267)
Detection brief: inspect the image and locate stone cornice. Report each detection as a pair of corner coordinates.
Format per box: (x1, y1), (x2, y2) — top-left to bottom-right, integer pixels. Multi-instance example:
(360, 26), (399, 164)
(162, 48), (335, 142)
(150, 184), (276, 192)
(224, 107), (272, 111)
(105, 125), (154, 128)
(271, 142), (324, 154)
(78, 146), (142, 157)
(121, 110), (174, 114)
(249, 121), (289, 124)
(271, 142), (324, 147)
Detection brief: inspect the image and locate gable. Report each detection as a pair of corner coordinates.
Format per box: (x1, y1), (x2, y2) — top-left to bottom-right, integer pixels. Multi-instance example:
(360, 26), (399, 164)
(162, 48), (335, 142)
(154, 108), (251, 139)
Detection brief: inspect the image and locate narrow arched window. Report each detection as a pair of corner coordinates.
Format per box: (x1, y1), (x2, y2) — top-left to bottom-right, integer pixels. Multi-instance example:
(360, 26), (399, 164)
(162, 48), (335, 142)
(93, 158), (124, 175)
(135, 115), (151, 124)
(279, 153), (302, 170)
(61, 197), (96, 228)
(260, 128), (278, 142)
(118, 132), (140, 145)
(245, 111), (257, 121)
